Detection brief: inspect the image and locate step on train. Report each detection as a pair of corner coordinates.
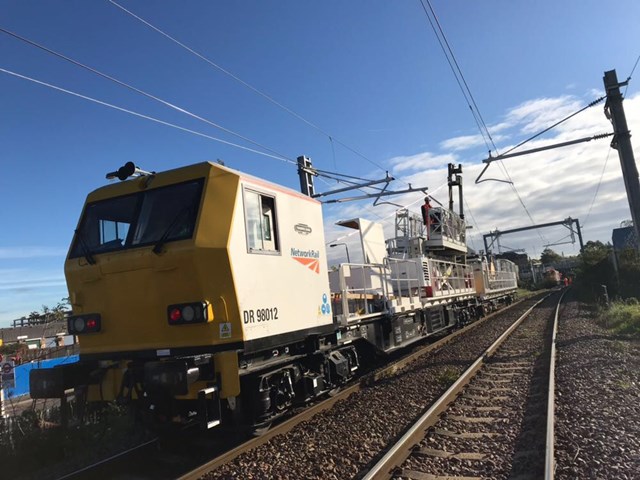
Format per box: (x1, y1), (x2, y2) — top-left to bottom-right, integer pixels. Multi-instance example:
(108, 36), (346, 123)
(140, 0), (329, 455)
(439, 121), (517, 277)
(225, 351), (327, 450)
(30, 160), (518, 430)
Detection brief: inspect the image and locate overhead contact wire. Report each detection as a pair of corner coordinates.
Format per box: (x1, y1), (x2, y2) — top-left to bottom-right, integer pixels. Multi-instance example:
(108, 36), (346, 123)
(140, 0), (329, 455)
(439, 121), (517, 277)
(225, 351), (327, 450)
(624, 54), (640, 97)
(418, 0), (492, 153)
(107, 0), (391, 176)
(583, 148), (613, 228)
(418, 0), (546, 244)
(423, 0), (496, 151)
(0, 67), (295, 164)
(0, 27), (294, 164)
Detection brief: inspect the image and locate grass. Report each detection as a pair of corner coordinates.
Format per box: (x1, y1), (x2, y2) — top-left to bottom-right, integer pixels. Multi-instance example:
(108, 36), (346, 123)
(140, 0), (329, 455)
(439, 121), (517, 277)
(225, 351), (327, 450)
(517, 288), (536, 299)
(600, 300), (640, 336)
(617, 379), (633, 390)
(436, 367), (459, 388)
(0, 402), (152, 479)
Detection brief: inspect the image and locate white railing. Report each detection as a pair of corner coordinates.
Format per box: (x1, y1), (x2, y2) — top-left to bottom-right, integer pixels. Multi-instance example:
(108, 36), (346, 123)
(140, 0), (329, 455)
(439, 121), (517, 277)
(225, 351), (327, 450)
(331, 263), (390, 325)
(486, 271), (518, 292)
(386, 257), (422, 304)
(427, 258), (475, 297)
(428, 207), (466, 244)
(330, 256), (478, 322)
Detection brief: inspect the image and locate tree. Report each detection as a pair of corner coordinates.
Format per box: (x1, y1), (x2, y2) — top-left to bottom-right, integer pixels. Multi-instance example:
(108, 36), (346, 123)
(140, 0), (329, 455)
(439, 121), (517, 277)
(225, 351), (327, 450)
(575, 240), (616, 301)
(580, 240), (612, 267)
(540, 248), (562, 265)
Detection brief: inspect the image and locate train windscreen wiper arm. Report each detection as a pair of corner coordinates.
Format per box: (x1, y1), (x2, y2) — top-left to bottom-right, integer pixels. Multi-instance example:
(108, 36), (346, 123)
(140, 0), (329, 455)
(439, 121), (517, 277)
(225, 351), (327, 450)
(74, 229), (96, 265)
(152, 207), (191, 255)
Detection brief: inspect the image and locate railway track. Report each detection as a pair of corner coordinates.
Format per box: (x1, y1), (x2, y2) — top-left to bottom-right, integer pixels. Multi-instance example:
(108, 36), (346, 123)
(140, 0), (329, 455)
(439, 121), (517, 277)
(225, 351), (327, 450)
(56, 293), (551, 480)
(362, 290), (566, 480)
(176, 293), (549, 480)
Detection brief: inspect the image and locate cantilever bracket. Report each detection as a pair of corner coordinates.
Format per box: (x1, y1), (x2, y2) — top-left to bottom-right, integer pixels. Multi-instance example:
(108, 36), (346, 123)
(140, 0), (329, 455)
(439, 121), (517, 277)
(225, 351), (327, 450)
(475, 133), (613, 184)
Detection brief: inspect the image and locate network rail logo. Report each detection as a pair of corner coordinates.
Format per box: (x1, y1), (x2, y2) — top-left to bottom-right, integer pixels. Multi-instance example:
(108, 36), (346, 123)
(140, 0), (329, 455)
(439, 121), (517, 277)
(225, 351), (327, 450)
(291, 247), (320, 274)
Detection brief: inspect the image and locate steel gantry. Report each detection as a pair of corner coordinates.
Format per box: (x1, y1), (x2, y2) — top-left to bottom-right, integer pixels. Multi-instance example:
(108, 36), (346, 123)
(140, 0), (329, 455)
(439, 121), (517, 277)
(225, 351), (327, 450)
(483, 217), (584, 254)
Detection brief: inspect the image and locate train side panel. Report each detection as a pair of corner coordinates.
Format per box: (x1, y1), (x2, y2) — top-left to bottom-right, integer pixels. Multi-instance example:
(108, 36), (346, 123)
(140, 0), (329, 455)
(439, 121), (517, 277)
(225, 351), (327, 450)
(228, 176), (334, 353)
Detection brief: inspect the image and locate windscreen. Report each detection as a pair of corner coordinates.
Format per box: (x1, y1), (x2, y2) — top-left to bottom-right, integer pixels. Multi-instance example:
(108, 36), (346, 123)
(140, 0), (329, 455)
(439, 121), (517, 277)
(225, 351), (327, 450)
(69, 179), (204, 259)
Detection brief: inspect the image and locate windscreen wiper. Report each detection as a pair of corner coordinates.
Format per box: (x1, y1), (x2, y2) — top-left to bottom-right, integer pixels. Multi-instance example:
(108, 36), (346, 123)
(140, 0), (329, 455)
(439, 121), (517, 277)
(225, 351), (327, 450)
(74, 229), (96, 265)
(152, 207), (192, 255)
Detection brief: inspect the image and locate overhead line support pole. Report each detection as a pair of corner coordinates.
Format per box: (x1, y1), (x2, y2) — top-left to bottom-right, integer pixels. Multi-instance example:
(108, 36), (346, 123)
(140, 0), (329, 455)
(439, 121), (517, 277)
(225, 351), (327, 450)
(297, 156), (316, 197)
(604, 69), (640, 248)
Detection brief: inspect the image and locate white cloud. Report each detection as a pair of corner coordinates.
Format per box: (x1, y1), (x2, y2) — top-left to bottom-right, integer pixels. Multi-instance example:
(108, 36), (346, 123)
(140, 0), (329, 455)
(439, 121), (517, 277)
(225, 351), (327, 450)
(487, 121), (513, 134)
(389, 151), (458, 174)
(440, 133), (508, 152)
(505, 96), (584, 134)
(439, 134), (485, 151)
(325, 92), (640, 260)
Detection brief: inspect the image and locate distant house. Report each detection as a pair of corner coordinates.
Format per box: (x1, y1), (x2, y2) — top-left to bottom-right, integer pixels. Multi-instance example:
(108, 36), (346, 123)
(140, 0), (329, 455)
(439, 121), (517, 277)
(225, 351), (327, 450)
(0, 321), (75, 363)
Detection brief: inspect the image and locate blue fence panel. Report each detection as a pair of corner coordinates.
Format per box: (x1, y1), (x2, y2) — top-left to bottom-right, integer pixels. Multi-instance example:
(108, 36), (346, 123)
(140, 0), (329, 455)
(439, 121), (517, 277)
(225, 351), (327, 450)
(4, 355), (79, 398)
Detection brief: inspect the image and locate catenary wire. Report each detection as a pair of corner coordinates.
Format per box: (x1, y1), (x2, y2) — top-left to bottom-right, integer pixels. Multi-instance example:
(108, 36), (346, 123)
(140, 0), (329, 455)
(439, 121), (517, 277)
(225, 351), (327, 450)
(463, 197), (480, 251)
(422, 0), (497, 152)
(0, 26), (404, 220)
(418, 0), (547, 246)
(582, 148), (613, 228)
(0, 67), (296, 164)
(624, 54), (640, 97)
(107, 0), (392, 176)
(500, 95), (606, 157)
(543, 233), (574, 248)
(417, 0), (491, 153)
(0, 26), (400, 224)
(325, 180), (449, 246)
(5, 8), (446, 223)
(0, 26), (295, 164)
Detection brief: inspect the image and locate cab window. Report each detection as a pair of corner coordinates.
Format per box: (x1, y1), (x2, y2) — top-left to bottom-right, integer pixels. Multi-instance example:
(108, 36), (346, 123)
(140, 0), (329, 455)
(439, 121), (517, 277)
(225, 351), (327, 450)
(244, 189), (279, 253)
(69, 179), (203, 258)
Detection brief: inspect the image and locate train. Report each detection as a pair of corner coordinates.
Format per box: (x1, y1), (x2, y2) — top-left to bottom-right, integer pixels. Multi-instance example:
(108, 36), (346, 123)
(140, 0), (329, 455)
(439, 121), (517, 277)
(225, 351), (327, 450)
(30, 160), (518, 431)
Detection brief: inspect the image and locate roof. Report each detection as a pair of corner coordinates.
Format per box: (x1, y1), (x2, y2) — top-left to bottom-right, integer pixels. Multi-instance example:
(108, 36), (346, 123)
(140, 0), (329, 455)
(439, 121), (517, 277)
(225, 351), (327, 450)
(0, 322), (67, 344)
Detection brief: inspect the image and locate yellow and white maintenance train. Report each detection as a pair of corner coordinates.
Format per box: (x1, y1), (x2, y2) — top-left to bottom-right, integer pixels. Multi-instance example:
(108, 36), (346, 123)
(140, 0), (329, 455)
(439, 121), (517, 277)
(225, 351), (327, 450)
(30, 161), (518, 430)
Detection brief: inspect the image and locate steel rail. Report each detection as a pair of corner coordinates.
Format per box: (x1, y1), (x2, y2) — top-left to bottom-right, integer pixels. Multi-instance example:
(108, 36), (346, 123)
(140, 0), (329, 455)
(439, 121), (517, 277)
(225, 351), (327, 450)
(362, 292), (554, 480)
(177, 295), (537, 480)
(544, 287), (569, 479)
(57, 438), (158, 480)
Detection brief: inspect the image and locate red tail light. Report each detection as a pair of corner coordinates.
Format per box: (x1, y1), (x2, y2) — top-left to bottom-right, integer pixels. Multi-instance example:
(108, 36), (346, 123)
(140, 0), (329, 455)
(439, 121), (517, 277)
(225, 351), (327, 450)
(169, 308), (182, 322)
(167, 302), (209, 325)
(68, 314), (101, 334)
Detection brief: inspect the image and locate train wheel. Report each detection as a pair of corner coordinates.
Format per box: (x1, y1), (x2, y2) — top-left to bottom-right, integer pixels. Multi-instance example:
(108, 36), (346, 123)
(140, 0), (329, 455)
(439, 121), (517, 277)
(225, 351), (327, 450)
(251, 421), (272, 437)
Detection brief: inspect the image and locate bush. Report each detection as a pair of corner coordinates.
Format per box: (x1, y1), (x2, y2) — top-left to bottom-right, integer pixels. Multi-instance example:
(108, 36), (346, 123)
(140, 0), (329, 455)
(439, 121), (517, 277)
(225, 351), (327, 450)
(601, 301), (640, 336)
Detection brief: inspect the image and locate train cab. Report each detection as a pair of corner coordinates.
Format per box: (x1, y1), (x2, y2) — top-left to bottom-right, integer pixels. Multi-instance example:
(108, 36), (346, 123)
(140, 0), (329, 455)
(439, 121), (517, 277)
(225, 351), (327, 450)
(31, 162), (344, 429)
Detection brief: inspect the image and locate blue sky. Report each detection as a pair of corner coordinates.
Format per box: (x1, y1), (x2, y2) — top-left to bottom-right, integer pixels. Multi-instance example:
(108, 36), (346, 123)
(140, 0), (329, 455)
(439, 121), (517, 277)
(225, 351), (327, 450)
(1, 0), (639, 326)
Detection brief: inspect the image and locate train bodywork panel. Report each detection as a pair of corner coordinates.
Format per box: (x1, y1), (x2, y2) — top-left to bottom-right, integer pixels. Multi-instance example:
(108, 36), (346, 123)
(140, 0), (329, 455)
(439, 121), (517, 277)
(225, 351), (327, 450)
(228, 174), (334, 352)
(65, 162), (333, 358)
